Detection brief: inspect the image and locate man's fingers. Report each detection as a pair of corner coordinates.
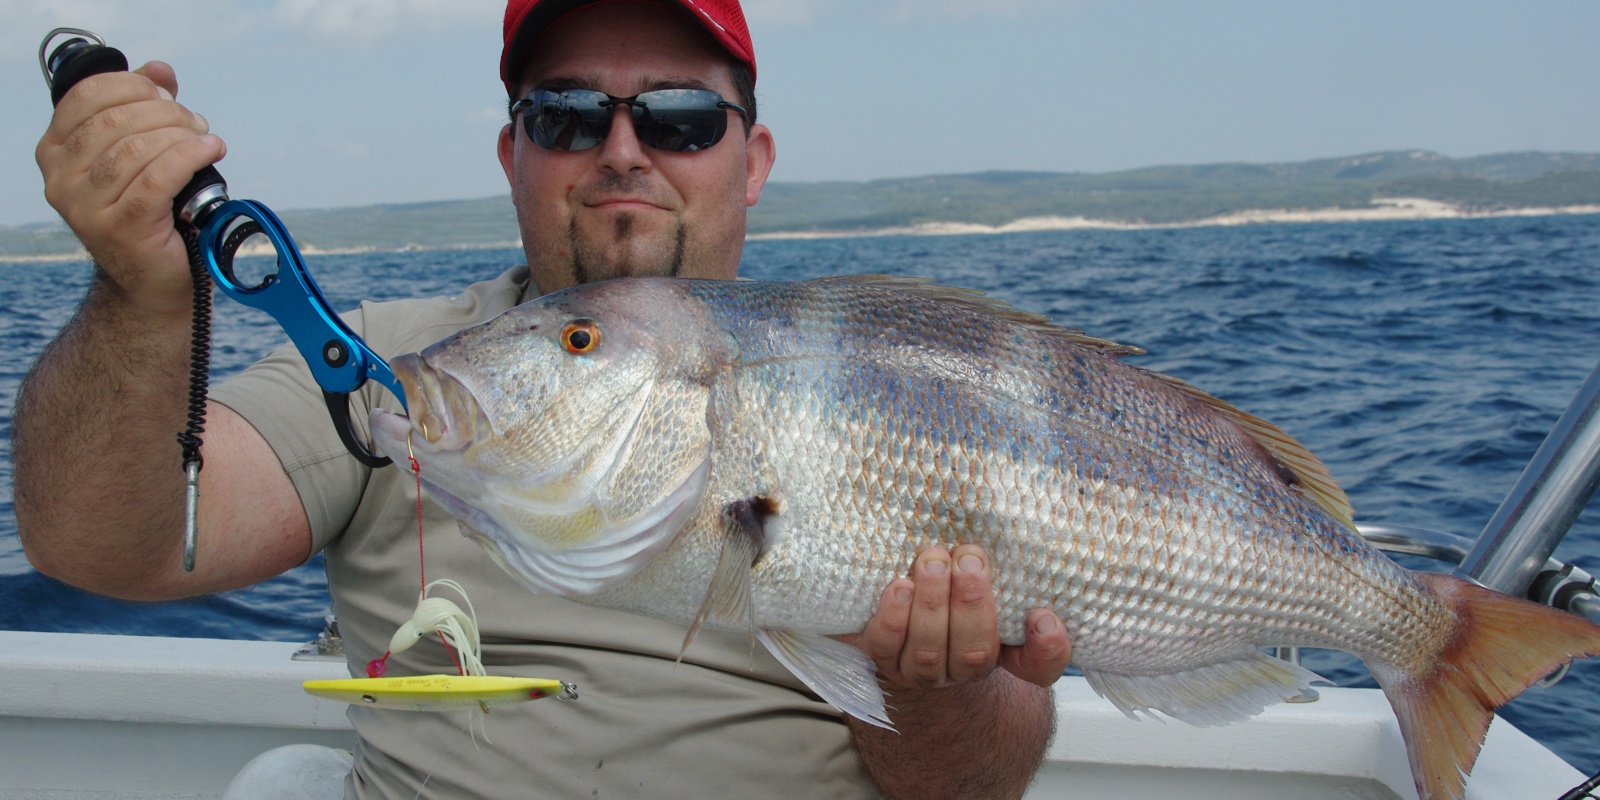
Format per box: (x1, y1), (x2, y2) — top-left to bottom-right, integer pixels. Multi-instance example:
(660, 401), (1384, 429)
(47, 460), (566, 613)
(1000, 608), (1073, 688)
(899, 547), (953, 688)
(45, 72), (167, 147)
(42, 69), (215, 242)
(947, 543), (1000, 682)
(851, 544), (1047, 691)
(134, 61), (180, 99)
(847, 577), (913, 680)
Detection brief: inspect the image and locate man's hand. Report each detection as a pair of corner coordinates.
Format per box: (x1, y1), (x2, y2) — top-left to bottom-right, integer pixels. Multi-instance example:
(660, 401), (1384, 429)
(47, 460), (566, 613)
(36, 61), (224, 318)
(845, 543), (1072, 689)
(840, 544), (1070, 799)
(19, 60), (308, 602)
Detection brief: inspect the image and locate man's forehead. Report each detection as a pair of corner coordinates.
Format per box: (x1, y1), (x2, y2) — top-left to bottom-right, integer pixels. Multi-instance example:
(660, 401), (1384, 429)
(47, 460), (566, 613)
(530, 73), (724, 94)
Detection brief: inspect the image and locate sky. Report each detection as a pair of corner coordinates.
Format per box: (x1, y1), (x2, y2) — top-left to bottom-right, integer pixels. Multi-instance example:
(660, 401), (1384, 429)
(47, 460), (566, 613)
(2, 0), (1599, 226)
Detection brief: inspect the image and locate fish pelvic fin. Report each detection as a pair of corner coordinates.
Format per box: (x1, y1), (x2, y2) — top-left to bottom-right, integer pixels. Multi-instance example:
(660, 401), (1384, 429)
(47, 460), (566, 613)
(680, 498), (768, 662)
(1080, 652), (1324, 727)
(1373, 572), (1600, 800)
(757, 628), (894, 731)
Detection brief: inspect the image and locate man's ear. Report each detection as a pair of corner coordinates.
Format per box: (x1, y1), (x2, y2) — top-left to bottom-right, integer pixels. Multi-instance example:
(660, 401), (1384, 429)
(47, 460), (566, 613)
(744, 123), (776, 207)
(498, 123), (516, 183)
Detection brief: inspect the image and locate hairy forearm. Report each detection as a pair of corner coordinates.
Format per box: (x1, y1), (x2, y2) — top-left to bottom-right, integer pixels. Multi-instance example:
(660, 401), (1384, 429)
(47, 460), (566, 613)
(13, 273), (198, 596)
(848, 670), (1056, 799)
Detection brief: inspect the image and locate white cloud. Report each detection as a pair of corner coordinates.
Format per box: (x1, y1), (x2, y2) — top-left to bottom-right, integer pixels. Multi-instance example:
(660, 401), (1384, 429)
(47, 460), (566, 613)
(471, 105), (510, 125)
(1, 0), (502, 63)
(739, 0), (1087, 29)
(0, 0), (257, 61)
(743, 0), (837, 27)
(876, 0), (1085, 23)
(272, 0), (502, 41)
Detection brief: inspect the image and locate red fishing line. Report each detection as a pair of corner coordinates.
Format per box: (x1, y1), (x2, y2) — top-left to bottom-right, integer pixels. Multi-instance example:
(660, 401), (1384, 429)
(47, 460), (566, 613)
(364, 445), (465, 679)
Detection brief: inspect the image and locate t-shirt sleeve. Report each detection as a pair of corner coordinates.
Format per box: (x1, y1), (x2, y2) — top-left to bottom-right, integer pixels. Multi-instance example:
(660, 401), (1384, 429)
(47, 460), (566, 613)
(208, 265), (529, 555)
(210, 336), (368, 556)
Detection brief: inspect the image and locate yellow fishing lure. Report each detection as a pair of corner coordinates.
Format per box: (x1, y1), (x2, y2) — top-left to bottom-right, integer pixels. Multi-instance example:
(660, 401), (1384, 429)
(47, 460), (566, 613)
(302, 579), (577, 713)
(303, 675), (577, 712)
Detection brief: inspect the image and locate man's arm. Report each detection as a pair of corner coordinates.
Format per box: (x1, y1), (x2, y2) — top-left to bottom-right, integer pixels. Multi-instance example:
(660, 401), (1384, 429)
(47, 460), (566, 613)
(843, 546), (1072, 799)
(16, 63), (310, 600)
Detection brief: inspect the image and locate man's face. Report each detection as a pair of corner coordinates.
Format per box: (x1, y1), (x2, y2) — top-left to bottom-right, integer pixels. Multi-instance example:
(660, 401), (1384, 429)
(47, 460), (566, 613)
(499, 1), (776, 295)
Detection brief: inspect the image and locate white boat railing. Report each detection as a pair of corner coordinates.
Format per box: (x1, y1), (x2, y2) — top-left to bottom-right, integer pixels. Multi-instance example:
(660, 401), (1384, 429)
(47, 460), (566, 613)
(0, 629), (1584, 800)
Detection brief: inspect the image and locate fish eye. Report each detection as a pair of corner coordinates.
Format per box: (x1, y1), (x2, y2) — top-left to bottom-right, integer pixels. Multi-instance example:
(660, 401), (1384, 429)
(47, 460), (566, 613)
(561, 320), (601, 355)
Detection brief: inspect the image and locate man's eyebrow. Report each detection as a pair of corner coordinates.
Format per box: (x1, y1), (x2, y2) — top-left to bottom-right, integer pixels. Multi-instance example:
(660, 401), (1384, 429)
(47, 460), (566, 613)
(532, 74), (602, 91)
(532, 75), (720, 94)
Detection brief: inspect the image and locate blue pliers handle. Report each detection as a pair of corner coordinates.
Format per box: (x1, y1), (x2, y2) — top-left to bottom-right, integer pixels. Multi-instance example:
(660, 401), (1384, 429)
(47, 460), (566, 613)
(197, 199), (408, 468)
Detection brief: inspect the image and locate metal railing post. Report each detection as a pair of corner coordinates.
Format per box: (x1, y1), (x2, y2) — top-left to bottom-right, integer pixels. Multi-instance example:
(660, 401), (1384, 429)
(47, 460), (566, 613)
(1458, 360), (1600, 596)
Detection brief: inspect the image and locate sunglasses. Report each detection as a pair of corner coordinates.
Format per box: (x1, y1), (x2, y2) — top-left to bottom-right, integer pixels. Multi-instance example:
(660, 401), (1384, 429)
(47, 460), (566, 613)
(511, 88), (749, 153)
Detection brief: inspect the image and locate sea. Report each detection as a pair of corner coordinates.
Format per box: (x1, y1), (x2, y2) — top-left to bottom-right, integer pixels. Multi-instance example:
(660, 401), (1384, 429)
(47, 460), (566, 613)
(2, 214), (1598, 777)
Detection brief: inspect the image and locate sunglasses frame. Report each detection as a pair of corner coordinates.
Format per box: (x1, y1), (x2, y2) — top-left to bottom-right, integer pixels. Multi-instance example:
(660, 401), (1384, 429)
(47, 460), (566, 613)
(511, 87), (749, 153)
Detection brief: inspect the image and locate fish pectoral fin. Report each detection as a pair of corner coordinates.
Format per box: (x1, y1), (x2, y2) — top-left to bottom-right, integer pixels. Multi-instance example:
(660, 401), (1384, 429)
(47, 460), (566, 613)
(680, 498), (768, 660)
(1081, 652), (1325, 728)
(757, 628), (894, 732)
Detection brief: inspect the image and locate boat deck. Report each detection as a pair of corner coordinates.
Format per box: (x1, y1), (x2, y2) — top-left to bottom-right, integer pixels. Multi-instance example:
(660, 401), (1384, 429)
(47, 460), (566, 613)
(0, 631), (1583, 799)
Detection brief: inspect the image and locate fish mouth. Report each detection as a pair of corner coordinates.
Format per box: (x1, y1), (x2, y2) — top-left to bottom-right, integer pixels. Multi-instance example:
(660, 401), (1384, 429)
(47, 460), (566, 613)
(370, 353), (483, 463)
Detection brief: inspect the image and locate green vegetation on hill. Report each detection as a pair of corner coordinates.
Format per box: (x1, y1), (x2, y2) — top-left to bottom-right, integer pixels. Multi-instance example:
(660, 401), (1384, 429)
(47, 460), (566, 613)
(748, 151), (1600, 233)
(0, 223), (83, 258)
(273, 196), (519, 252)
(748, 168), (1381, 232)
(6, 150), (1598, 258)
(1376, 171), (1600, 210)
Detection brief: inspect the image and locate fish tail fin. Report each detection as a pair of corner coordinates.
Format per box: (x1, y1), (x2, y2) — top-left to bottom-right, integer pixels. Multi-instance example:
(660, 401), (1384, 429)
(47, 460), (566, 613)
(1372, 571), (1600, 800)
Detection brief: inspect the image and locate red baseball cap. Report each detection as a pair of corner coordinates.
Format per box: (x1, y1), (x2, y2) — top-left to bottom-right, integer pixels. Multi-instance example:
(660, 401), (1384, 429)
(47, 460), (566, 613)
(501, 0), (756, 95)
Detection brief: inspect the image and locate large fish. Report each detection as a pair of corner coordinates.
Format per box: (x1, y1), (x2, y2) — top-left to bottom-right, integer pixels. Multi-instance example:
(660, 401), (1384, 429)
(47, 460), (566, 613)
(370, 275), (1600, 800)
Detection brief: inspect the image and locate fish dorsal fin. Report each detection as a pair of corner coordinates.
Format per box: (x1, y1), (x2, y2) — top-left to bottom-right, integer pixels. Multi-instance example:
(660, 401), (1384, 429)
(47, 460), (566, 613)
(807, 274), (1144, 357)
(1155, 372), (1355, 526)
(807, 274), (1350, 524)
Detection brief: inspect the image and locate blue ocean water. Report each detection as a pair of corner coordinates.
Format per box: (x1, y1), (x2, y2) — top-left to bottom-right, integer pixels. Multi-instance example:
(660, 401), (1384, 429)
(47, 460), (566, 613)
(2, 215), (1598, 775)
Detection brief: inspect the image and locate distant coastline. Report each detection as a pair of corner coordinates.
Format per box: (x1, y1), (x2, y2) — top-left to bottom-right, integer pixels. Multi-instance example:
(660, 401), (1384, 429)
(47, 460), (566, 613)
(747, 197), (1600, 241)
(0, 239), (525, 264)
(7, 149), (1600, 261)
(6, 199), (1598, 263)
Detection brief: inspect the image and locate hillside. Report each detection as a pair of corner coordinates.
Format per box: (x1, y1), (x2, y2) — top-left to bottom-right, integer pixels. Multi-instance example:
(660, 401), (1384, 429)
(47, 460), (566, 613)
(6, 150), (1599, 258)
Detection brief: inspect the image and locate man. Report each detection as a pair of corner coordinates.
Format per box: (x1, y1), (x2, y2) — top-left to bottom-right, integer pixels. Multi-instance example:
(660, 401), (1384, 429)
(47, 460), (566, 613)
(19, 0), (1072, 796)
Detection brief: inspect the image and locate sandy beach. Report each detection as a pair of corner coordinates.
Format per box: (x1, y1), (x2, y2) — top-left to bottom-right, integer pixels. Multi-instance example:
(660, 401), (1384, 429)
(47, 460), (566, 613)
(747, 198), (1600, 241)
(6, 198), (1598, 262)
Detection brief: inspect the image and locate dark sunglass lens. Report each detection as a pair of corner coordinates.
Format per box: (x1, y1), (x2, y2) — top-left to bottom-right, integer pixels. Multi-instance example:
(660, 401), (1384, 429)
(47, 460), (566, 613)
(519, 88), (736, 153)
(523, 89), (611, 151)
(631, 90), (729, 152)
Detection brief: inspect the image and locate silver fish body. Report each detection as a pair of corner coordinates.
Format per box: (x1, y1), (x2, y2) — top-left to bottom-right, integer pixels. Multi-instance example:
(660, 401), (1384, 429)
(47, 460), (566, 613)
(371, 275), (1600, 800)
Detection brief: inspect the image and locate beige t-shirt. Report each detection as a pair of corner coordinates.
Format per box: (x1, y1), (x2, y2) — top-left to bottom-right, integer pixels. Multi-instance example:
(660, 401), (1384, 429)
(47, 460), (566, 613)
(212, 265), (878, 798)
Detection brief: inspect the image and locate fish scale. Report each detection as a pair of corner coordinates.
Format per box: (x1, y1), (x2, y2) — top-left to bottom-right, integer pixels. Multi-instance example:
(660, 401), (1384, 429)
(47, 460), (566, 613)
(653, 282), (1426, 671)
(372, 274), (1600, 800)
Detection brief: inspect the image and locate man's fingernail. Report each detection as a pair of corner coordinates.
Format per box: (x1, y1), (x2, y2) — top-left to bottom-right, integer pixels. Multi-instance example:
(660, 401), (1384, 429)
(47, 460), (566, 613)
(1034, 613), (1060, 635)
(923, 558), (948, 576)
(893, 587), (911, 604)
(958, 553), (983, 573)
(192, 111), (208, 132)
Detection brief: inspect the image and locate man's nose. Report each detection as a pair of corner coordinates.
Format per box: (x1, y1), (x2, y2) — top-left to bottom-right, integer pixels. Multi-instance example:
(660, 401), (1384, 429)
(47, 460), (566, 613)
(596, 103), (650, 172)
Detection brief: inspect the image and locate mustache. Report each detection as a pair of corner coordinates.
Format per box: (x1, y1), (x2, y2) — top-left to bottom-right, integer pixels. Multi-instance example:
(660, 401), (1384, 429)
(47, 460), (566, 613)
(573, 173), (676, 208)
